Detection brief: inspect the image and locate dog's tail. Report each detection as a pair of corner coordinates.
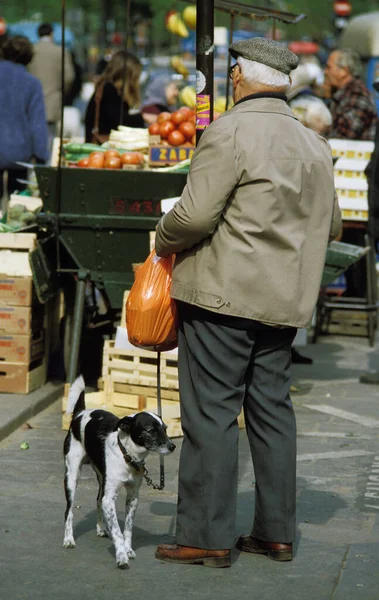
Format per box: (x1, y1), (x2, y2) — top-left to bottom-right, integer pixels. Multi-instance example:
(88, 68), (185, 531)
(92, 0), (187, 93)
(66, 375), (86, 415)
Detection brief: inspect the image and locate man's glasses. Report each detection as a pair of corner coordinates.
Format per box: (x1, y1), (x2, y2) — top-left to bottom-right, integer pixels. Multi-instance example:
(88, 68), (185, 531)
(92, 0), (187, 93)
(229, 63), (238, 79)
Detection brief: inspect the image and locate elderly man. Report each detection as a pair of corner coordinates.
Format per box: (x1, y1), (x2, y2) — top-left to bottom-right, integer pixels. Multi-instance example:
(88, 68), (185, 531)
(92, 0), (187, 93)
(155, 37), (341, 568)
(325, 49), (377, 297)
(325, 48), (377, 141)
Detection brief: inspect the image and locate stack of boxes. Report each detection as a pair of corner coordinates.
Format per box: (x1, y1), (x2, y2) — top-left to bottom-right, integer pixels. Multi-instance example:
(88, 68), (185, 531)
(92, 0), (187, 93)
(0, 233), (47, 394)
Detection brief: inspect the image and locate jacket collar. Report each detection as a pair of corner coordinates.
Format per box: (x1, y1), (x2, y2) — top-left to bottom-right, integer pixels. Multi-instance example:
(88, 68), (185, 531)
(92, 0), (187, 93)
(235, 91), (288, 106)
(228, 93), (296, 120)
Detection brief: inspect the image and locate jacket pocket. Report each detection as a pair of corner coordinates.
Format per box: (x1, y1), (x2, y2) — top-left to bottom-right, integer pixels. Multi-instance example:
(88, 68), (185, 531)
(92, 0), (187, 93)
(195, 290), (225, 309)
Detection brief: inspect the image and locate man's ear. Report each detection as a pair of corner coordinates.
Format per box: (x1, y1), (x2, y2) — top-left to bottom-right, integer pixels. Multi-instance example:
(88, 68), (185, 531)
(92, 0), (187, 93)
(114, 416), (133, 433)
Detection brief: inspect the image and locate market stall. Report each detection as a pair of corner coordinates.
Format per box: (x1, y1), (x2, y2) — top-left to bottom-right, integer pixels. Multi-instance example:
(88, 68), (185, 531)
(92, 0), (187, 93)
(30, 0), (308, 385)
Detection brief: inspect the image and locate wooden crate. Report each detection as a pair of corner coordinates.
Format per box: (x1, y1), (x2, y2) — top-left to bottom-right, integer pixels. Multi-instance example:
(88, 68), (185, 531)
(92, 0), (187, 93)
(62, 388), (108, 430)
(102, 340), (179, 390)
(61, 385), (183, 437)
(321, 309), (371, 337)
(0, 303), (44, 335)
(0, 357), (47, 394)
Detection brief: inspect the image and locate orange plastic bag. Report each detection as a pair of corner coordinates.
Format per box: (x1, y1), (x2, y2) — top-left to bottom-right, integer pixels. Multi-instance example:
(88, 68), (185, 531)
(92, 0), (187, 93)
(125, 249), (178, 351)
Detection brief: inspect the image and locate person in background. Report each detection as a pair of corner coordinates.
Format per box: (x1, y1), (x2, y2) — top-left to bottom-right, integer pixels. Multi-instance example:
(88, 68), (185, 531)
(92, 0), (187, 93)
(0, 36), (48, 204)
(0, 31), (8, 58)
(28, 23), (74, 148)
(288, 64), (322, 113)
(304, 101), (332, 136)
(84, 50), (144, 144)
(64, 50), (83, 107)
(154, 37), (341, 568)
(324, 49), (377, 141)
(141, 75), (180, 124)
(288, 67), (332, 366)
(324, 49), (378, 298)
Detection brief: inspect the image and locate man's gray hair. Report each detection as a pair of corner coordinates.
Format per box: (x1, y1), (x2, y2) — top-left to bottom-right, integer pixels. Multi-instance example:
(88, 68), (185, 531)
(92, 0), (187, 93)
(237, 56), (291, 92)
(335, 48), (363, 77)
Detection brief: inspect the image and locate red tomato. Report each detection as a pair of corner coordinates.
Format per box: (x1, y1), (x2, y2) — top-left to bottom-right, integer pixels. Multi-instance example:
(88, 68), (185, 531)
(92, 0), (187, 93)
(120, 152), (145, 165)
(178, 106), (192, 118)
(88, 152), (104, 168)
(104, 156), (121, 169)
(179, 121), (196, 140)
(157, 111), (172, 124)
(168, 129), (186, 147)
(159, 121), (175, 139)
(77, 158), (89, 168)
(171, 110), (188, 126)
(103, 149), (120, 160)
(148, 122), (160, 135)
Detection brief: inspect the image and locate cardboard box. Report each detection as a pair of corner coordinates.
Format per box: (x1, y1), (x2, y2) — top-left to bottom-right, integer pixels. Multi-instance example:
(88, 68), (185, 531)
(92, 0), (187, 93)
(0, 332), (44, 364)
(0, 304), (44, 334)
(0, 276), (34, 306)
(0, 359), (47, 394)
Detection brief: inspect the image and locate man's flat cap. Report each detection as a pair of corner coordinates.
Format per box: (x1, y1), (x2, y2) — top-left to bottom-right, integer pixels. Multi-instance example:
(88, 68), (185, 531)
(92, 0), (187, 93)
(229, 37), (299, 75)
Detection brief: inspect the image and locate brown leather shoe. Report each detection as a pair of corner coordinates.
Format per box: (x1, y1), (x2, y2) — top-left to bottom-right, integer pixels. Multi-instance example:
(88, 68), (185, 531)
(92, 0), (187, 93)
(236, 535), (293, 561)
(155, 544), (231, 568)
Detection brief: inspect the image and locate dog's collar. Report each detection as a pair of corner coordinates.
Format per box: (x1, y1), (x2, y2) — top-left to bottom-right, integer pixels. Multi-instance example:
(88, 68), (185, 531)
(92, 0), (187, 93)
(117, 435), (145, 472)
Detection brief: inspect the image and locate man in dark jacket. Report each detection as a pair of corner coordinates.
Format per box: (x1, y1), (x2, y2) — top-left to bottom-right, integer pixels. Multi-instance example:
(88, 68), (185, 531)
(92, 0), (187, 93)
(0, 36), (48, 201)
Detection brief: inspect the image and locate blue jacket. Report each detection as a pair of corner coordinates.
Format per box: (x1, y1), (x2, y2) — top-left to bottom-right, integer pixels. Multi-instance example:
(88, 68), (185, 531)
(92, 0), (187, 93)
(0, 61), (49, 169)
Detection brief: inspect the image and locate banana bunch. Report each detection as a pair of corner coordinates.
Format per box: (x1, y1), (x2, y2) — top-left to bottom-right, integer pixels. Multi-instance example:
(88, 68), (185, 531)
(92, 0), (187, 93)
(166, 11), (189, 38)
(179, 86), (196, 109)
(214, 96), (233, 113)
(171, 56), (190, 78)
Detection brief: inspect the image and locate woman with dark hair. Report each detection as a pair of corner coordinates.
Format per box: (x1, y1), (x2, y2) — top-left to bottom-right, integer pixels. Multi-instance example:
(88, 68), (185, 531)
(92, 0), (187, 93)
(84, 50), (145, 143)
(0, 36), (48, 202)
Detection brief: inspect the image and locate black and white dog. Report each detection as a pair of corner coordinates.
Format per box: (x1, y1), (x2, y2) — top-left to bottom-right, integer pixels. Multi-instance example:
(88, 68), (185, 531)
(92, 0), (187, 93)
(63, 376), (176, 568)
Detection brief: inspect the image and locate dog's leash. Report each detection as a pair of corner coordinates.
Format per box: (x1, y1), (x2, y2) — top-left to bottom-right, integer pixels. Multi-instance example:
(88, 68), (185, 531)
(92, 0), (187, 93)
(118, 351), (165, 491)
(156, 351), (165, 490)
(117, 435), (164, 490)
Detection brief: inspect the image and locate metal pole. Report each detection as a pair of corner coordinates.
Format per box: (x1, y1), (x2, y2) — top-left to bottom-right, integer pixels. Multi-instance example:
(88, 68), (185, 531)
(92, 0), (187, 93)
(156, 352), (164, 489)
(196, 0), (214, 143)
(120, 0), (132, 125)
(225, 13), (235, 112)
(67, 276), (87, 384)
(55, 0), (67, 273)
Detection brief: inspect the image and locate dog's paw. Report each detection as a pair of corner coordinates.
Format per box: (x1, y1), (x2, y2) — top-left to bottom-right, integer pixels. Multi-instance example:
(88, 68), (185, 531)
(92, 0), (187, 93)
(96, 526), (108, 538)
(116, 553), (129, 569)
(63, 538), (76, 549)
(126, 548), (136, 559)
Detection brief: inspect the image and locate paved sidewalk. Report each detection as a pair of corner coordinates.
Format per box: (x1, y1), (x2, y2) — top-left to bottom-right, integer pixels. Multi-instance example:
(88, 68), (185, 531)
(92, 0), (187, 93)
(0, 381), (64, 443)
(1, 335), (379, 599)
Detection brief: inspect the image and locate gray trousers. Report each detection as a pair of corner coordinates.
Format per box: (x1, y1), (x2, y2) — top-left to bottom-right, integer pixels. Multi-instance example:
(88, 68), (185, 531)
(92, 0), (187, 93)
(175, 302), (297, 550)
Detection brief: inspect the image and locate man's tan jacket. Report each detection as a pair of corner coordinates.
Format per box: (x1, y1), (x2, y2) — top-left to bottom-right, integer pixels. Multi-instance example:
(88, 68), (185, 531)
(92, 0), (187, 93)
(28, 39), (74, 123)
(155, 96), (342, 328)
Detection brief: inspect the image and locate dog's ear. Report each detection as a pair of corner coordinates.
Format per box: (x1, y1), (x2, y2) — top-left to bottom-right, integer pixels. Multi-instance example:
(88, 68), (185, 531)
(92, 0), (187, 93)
(114, 416), (133, 433)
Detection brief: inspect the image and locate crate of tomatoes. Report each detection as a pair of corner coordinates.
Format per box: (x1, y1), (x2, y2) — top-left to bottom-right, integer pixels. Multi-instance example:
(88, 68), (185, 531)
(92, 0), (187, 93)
(64, 143), (146, 170)
(148, 107), (196, 167)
